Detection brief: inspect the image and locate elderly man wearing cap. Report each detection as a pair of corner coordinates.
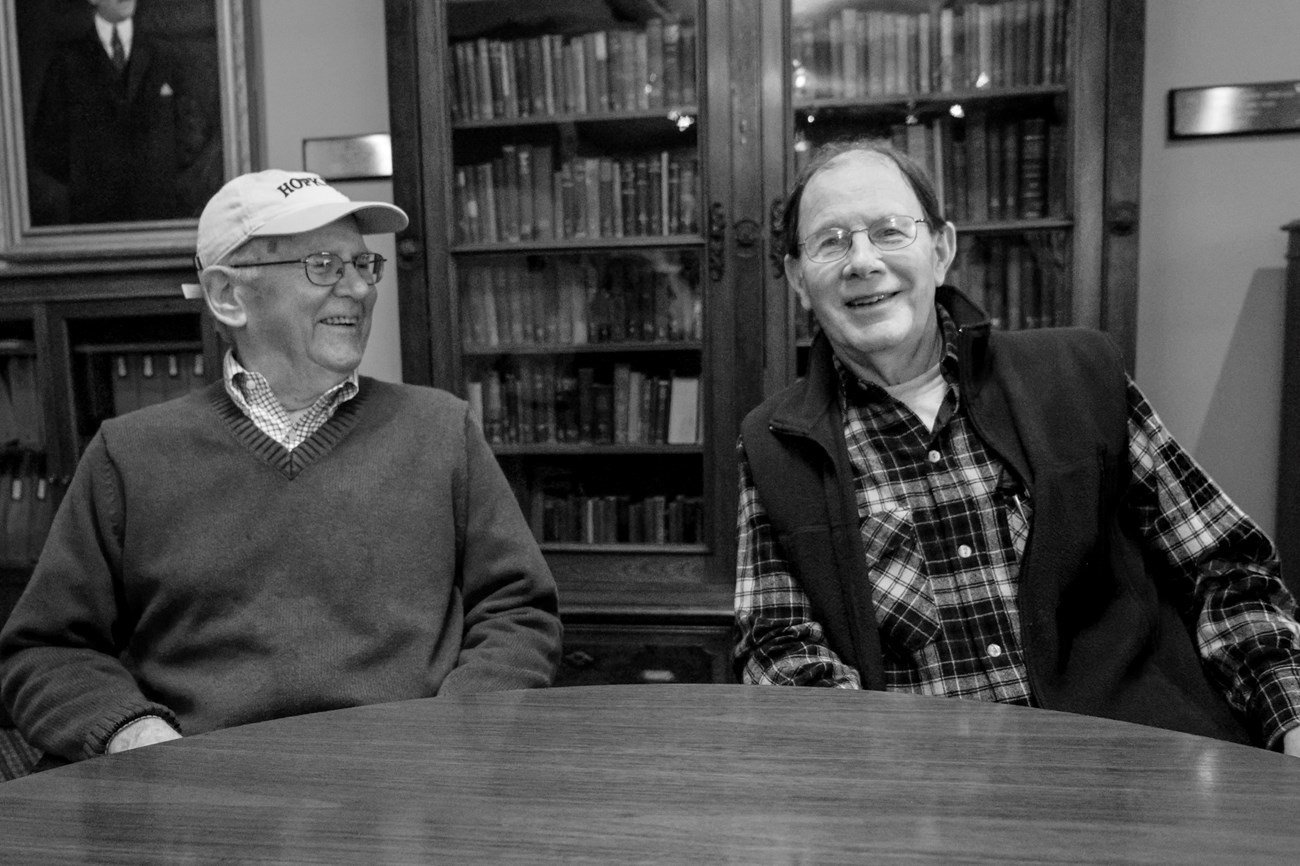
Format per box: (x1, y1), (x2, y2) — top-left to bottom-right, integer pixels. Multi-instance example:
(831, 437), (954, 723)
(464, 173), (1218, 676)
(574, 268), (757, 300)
(0, 170), (562, 765)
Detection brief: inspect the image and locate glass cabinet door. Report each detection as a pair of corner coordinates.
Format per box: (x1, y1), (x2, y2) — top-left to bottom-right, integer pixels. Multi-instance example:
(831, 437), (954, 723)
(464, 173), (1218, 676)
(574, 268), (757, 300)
(441, 0), (721, 592)
(774, 0), (1109, 380)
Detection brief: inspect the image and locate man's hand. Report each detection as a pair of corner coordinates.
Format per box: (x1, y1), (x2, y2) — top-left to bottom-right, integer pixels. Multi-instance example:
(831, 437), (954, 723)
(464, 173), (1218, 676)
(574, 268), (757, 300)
(106, 716), (182, 754)
(1283, 726), (1300, 758)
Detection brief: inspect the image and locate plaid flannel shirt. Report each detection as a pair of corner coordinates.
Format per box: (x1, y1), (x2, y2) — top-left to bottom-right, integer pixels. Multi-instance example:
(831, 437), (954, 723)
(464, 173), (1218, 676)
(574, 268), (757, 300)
(735, 321), (1300, 748)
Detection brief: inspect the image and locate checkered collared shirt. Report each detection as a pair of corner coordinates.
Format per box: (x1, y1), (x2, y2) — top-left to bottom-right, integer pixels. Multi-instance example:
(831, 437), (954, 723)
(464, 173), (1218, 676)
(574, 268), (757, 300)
(222, 350), (359, 450)
(735, 316), (1300, 747)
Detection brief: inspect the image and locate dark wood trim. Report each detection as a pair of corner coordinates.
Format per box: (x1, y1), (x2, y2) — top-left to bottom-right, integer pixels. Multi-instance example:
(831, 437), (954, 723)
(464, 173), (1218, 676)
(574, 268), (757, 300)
(1276, 219), (1300, 599)
(1101, 0), (1145, 370)
(1069, 0), (1108, 336)
(384, 0), (434, 388)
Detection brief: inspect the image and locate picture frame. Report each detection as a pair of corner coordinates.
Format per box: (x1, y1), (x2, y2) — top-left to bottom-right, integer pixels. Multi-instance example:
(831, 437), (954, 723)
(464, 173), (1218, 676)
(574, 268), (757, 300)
(0, 0), (256, 262)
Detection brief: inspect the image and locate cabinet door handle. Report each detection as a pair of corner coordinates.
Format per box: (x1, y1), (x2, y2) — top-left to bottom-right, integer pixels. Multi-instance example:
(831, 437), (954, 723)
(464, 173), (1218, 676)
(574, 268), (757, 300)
(1107, 201), (1139, 237)
(708, 201), (727, 283)
(397, 237), (422, 263)
(733, 217), (761, 259)
(769, 197), (786, 279)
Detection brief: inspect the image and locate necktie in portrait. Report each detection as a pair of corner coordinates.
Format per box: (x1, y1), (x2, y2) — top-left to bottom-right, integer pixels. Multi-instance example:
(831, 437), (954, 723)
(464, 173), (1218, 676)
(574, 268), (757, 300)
(110, 26), (125, 73)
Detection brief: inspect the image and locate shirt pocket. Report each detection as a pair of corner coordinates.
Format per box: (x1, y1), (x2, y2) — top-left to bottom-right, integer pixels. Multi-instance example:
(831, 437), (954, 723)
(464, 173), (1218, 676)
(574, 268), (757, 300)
(860, 507), (939, 652)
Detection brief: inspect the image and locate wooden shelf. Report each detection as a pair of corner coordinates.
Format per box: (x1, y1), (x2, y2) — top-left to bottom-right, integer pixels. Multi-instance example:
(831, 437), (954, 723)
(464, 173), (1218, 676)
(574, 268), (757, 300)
(452, 235), (703, 255)
(464, 340), (702, 356)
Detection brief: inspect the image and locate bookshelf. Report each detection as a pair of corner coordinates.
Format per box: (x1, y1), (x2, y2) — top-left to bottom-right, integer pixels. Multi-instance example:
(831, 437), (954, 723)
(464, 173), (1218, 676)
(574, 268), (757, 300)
(761, 0), (1143, 387)
(385, 0), (1144, 684)
(0, 269), (221, 617)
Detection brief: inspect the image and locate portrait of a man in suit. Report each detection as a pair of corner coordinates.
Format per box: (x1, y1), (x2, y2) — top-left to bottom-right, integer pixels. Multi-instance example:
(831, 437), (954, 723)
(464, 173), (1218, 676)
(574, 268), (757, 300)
(20, 0), (225, 226)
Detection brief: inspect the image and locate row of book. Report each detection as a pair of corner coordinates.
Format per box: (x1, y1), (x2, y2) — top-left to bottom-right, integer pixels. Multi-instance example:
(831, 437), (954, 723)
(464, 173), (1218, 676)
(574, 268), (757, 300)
(454, 147), (700, 245)
(100, 351), (208, 418)
(792, 0), (1069, 100)
(460, 255), (702, 348)
(797, 110), (1066, 225)
(0, 355), (43, 450)
(948, 231), (1069, 330)
(467, 362), (702, 448)
(0, 451), (57, 568)
(899, 111), (1066, 224)
(525, 490), (704, 546)
(450, 18), (698, 123)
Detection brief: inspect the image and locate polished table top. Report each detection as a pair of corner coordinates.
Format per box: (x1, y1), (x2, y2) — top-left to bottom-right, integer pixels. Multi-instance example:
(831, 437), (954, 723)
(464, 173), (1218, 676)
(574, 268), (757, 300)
(1, 684), (1298, 864)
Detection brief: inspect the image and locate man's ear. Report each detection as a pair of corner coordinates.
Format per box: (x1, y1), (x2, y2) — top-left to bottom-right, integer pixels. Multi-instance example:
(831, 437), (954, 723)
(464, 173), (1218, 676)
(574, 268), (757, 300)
(200, 266), (249, 331)
(784, 254), (813, 312)
(932, 221), (958, 285)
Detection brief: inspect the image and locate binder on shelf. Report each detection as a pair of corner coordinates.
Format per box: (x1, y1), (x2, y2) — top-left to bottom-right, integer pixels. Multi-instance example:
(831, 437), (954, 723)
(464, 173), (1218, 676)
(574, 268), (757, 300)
(137, 354), (170, 408)
(666, 375), (700, 445)
(0, 358), (18, 446)
(28, 458), (56, 564)
(6, 354), (44, 448)
(163, 354), (185, 401)
(4, 452), (32, 566)
(188, 352), (208, 393)
(110, 354), (141, 416)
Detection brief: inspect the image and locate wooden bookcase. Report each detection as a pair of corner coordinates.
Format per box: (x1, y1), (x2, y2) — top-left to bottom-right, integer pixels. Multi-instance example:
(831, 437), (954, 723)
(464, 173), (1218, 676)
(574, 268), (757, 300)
(0, 265), (221, 627)
(384, 0), (1145, 685)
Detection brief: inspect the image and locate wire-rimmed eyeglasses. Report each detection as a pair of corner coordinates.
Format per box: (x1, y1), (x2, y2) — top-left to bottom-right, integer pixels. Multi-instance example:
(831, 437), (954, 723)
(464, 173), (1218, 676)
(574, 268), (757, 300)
(798, 215), (928, 263)
(233, 251), (387, 287)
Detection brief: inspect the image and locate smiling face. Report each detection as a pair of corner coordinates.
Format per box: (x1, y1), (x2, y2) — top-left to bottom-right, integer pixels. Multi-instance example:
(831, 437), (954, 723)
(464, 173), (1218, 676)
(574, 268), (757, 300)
(232, 217), (375, 408)
(785, 150), (956, 386)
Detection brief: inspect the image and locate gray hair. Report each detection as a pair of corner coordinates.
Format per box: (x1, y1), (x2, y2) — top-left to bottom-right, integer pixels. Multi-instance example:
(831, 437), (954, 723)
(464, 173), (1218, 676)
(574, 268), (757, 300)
(779, 138), (948, 260)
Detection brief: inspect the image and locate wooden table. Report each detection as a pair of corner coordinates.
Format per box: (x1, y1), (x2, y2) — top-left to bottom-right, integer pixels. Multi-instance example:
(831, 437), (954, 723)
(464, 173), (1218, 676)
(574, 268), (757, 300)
(1, 684), (1298, 864)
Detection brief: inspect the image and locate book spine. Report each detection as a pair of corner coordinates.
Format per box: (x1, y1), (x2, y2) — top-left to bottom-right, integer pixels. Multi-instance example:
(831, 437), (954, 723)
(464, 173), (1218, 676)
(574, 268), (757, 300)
(645, 18), (664, 109)
(679, 21), (696, 104)
(1019, 116), (1047, 219)
(474, 38), (494, 119)
(662, 19), (681, 106)
(532, 145), (554, 240)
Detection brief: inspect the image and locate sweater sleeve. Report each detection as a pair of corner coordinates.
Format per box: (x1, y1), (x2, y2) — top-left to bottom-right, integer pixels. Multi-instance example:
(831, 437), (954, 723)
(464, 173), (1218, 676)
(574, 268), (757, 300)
(436, 407), (562, 694)
(0, 433), (178, 761)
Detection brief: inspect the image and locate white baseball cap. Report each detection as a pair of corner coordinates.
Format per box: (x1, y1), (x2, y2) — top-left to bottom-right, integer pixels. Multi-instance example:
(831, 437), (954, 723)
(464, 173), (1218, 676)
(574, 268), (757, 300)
(182, 169), (408, 299)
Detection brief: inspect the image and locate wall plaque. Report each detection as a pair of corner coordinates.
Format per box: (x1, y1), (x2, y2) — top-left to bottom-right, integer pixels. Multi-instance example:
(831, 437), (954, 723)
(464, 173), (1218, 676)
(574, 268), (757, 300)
(1169, 80), (1300, 139)
(302, 133), (392, 181)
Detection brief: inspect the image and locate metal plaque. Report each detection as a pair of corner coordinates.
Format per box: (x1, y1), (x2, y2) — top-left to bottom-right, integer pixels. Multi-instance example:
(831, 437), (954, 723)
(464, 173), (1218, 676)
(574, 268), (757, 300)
(1169, 80), (1300, 139)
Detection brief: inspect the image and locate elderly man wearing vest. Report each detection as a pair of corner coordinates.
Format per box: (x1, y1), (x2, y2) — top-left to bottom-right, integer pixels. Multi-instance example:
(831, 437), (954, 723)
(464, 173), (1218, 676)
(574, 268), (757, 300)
(1, 170), (561, 765)
(735, 139), (1300, 755)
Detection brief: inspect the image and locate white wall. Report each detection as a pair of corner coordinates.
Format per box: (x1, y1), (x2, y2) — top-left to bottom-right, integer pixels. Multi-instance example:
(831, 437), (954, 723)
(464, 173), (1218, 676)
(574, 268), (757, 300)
(1139, 0), (1300, 535)
(256, 0), (402, 383)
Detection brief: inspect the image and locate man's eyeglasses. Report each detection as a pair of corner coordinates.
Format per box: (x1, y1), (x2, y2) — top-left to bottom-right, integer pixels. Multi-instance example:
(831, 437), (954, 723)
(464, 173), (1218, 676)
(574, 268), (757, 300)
(798, 215), (928, 263)
(234, 252), (387, 287)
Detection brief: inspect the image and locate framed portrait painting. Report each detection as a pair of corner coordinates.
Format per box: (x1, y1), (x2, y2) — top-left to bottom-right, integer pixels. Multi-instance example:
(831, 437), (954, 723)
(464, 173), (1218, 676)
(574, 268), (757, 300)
(0, 0), (256, 261)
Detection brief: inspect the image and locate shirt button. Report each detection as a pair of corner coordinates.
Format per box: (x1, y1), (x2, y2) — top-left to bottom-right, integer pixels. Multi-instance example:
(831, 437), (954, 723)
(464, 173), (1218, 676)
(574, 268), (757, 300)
(927, 450), (941, 463)
(957, 544), (973, 558)
(988, 643), (1003, 658)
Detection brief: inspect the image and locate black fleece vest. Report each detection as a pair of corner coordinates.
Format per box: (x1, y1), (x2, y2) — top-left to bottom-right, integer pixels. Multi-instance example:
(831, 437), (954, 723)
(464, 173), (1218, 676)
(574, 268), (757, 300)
(742, 297), (1251, 745)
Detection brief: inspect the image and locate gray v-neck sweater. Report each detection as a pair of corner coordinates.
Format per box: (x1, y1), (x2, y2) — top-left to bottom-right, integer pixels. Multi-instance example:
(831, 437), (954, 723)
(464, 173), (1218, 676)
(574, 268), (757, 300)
(0, 378), (561, 761)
